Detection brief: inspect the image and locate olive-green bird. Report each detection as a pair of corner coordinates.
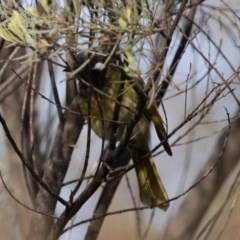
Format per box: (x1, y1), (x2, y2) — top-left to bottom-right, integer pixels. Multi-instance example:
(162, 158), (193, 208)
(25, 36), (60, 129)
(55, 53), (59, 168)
(75, 53), (172, 210)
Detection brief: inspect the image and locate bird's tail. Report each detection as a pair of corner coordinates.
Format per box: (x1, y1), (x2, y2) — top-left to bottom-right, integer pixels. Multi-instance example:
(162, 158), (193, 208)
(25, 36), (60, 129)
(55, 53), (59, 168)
(129, 145), (169, 210)
(144, 104), (172, 156)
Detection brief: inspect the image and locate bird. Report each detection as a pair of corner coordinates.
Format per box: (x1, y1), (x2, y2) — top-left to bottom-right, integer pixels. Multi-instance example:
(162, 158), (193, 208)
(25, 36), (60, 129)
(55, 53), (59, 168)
(75, 52), (172, 210)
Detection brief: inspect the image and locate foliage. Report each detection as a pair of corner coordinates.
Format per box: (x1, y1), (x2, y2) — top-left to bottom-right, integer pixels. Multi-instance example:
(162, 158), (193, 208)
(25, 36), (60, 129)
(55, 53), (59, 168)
(0, 1), (239, 240)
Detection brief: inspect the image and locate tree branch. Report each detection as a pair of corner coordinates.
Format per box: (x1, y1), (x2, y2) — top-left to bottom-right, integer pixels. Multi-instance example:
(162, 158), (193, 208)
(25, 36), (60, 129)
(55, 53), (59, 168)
(164, 110), (240, 240)
(27, 98), (84, 240)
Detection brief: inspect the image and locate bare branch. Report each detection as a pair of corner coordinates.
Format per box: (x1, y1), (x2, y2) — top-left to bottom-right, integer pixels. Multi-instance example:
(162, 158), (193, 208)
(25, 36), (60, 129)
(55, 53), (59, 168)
(164, 110), (240, 240)
(27, 98), (84, 240)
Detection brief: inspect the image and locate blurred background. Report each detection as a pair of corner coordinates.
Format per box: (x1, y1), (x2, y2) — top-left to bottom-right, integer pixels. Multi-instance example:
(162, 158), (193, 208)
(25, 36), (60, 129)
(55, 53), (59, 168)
(0, 0), (240, 240)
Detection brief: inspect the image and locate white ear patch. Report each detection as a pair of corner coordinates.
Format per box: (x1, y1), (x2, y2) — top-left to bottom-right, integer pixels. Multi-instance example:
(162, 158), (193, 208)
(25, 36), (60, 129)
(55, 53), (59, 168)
(93, 62), (105, 71)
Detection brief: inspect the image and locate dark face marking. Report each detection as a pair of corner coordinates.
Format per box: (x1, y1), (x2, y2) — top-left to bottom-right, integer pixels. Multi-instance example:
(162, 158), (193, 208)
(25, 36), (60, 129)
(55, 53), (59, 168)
(75, 53), (108, 97)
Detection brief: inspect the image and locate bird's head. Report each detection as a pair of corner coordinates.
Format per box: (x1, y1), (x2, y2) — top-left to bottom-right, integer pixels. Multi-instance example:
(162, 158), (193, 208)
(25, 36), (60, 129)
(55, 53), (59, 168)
(74, 52), (124, 97)
(74, 53), (108, 91)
